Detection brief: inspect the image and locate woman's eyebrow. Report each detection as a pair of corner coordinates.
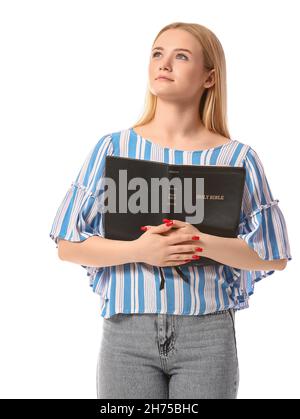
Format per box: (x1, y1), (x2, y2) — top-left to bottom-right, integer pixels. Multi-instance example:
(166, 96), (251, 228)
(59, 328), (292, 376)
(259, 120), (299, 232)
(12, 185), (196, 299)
(152, 46), (193, 55)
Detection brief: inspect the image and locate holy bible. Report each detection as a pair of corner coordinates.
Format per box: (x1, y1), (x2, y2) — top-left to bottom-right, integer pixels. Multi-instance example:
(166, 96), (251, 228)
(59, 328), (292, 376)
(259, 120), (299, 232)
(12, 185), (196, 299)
(102, 155), (246, 289)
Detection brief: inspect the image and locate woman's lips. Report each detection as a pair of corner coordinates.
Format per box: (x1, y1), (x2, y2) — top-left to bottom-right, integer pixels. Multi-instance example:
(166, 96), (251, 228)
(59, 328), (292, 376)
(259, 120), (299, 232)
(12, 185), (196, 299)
(156, 77), (173, 81)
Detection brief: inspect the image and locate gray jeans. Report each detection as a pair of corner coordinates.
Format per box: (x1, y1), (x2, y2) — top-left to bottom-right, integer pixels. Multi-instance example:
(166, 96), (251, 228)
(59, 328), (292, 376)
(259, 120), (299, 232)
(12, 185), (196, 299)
(96, 309), (239, 399)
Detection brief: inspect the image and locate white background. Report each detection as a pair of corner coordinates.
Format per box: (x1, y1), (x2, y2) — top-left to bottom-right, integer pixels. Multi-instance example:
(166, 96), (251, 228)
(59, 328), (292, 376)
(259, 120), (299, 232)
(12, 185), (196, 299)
(0, 0), (299, 399)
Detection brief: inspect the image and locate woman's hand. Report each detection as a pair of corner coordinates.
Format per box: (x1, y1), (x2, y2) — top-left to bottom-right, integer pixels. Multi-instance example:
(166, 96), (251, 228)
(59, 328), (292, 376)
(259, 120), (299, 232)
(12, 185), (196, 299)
(160, 218), (201, 239)
(159, 218), (209, 257)
(132, 219), (206, 267)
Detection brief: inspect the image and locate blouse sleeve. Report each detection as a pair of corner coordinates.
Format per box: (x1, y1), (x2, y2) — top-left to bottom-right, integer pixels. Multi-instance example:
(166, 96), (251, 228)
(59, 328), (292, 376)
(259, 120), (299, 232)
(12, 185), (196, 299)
(49, 133), (114, 289)
(229, 146), (292, 306)
(237, 146), (292, 261)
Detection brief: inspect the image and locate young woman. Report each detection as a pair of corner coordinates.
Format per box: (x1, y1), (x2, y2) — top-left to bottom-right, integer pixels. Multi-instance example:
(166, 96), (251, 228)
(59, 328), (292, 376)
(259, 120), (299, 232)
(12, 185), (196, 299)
(49, 22), (292, 399)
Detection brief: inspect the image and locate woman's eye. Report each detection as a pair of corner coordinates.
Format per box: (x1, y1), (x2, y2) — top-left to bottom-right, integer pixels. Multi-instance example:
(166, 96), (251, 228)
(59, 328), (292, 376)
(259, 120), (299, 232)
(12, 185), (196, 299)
(152, 52), (188, 60)
(177, 53), (188, 60)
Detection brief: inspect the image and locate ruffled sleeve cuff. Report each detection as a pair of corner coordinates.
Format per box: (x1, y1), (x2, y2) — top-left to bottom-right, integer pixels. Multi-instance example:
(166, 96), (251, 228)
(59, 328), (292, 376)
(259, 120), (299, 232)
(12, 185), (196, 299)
(227, 199), (292, 309)
(49, 181), (104, 247)
(49, 181), (106, 290)
(237, 199), (292, 261)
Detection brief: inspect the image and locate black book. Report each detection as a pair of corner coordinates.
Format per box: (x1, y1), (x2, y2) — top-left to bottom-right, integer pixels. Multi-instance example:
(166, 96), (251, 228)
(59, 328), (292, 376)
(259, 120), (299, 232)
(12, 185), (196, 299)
(103, 155), (246, 290)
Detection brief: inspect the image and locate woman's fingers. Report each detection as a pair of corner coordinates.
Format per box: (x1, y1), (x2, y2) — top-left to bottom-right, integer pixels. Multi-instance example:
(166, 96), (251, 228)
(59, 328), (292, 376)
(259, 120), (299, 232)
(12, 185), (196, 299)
(168, 244), (201, 255)
(140, 219), (188, 233)
(166, 253), (199, 260)
(146, 222), (174, 234)
(162, 218), (187, 229)
(166, 232), (200, 245)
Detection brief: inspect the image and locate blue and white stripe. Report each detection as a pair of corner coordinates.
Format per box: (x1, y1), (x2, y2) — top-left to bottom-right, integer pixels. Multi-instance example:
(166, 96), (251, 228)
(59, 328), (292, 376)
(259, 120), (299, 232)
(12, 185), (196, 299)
(49, 127), (292, 318)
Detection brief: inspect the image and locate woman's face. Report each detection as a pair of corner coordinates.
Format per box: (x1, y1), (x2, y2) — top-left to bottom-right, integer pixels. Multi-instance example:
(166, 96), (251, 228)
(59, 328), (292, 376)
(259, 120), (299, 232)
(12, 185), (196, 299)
(148, 28), (214, 102)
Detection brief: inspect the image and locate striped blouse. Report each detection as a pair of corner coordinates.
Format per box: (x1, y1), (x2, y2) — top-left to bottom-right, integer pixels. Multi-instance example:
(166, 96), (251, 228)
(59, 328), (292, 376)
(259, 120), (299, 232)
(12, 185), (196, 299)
(49, 127), (292, 319)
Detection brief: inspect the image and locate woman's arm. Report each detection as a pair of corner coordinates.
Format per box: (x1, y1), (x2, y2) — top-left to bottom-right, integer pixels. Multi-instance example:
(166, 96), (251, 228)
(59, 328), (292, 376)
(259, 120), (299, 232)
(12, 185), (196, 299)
(58, 236), (138, 267)
(201, 232), (287, 271)
(58, 229), (287, 271)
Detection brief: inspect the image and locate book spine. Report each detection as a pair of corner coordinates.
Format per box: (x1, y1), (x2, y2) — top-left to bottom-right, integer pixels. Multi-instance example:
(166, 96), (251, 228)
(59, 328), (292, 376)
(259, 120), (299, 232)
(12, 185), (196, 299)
(168, 167), (180, 217)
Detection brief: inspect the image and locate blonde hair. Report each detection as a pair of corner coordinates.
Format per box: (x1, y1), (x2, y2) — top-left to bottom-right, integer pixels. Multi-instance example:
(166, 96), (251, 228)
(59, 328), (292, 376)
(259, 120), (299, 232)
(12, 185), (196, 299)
(132, 22), (231, 139)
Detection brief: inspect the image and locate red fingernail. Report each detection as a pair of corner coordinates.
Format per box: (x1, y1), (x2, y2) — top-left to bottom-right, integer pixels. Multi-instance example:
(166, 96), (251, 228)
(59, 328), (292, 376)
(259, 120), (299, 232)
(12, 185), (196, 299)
(192, 236), (200, 240)
(140, 226), (148, 231)
(166, 221), (173, 226)
(163, 218), (170, 223)
(195, 247), (203, 252)
(192, 255), (200, 259)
